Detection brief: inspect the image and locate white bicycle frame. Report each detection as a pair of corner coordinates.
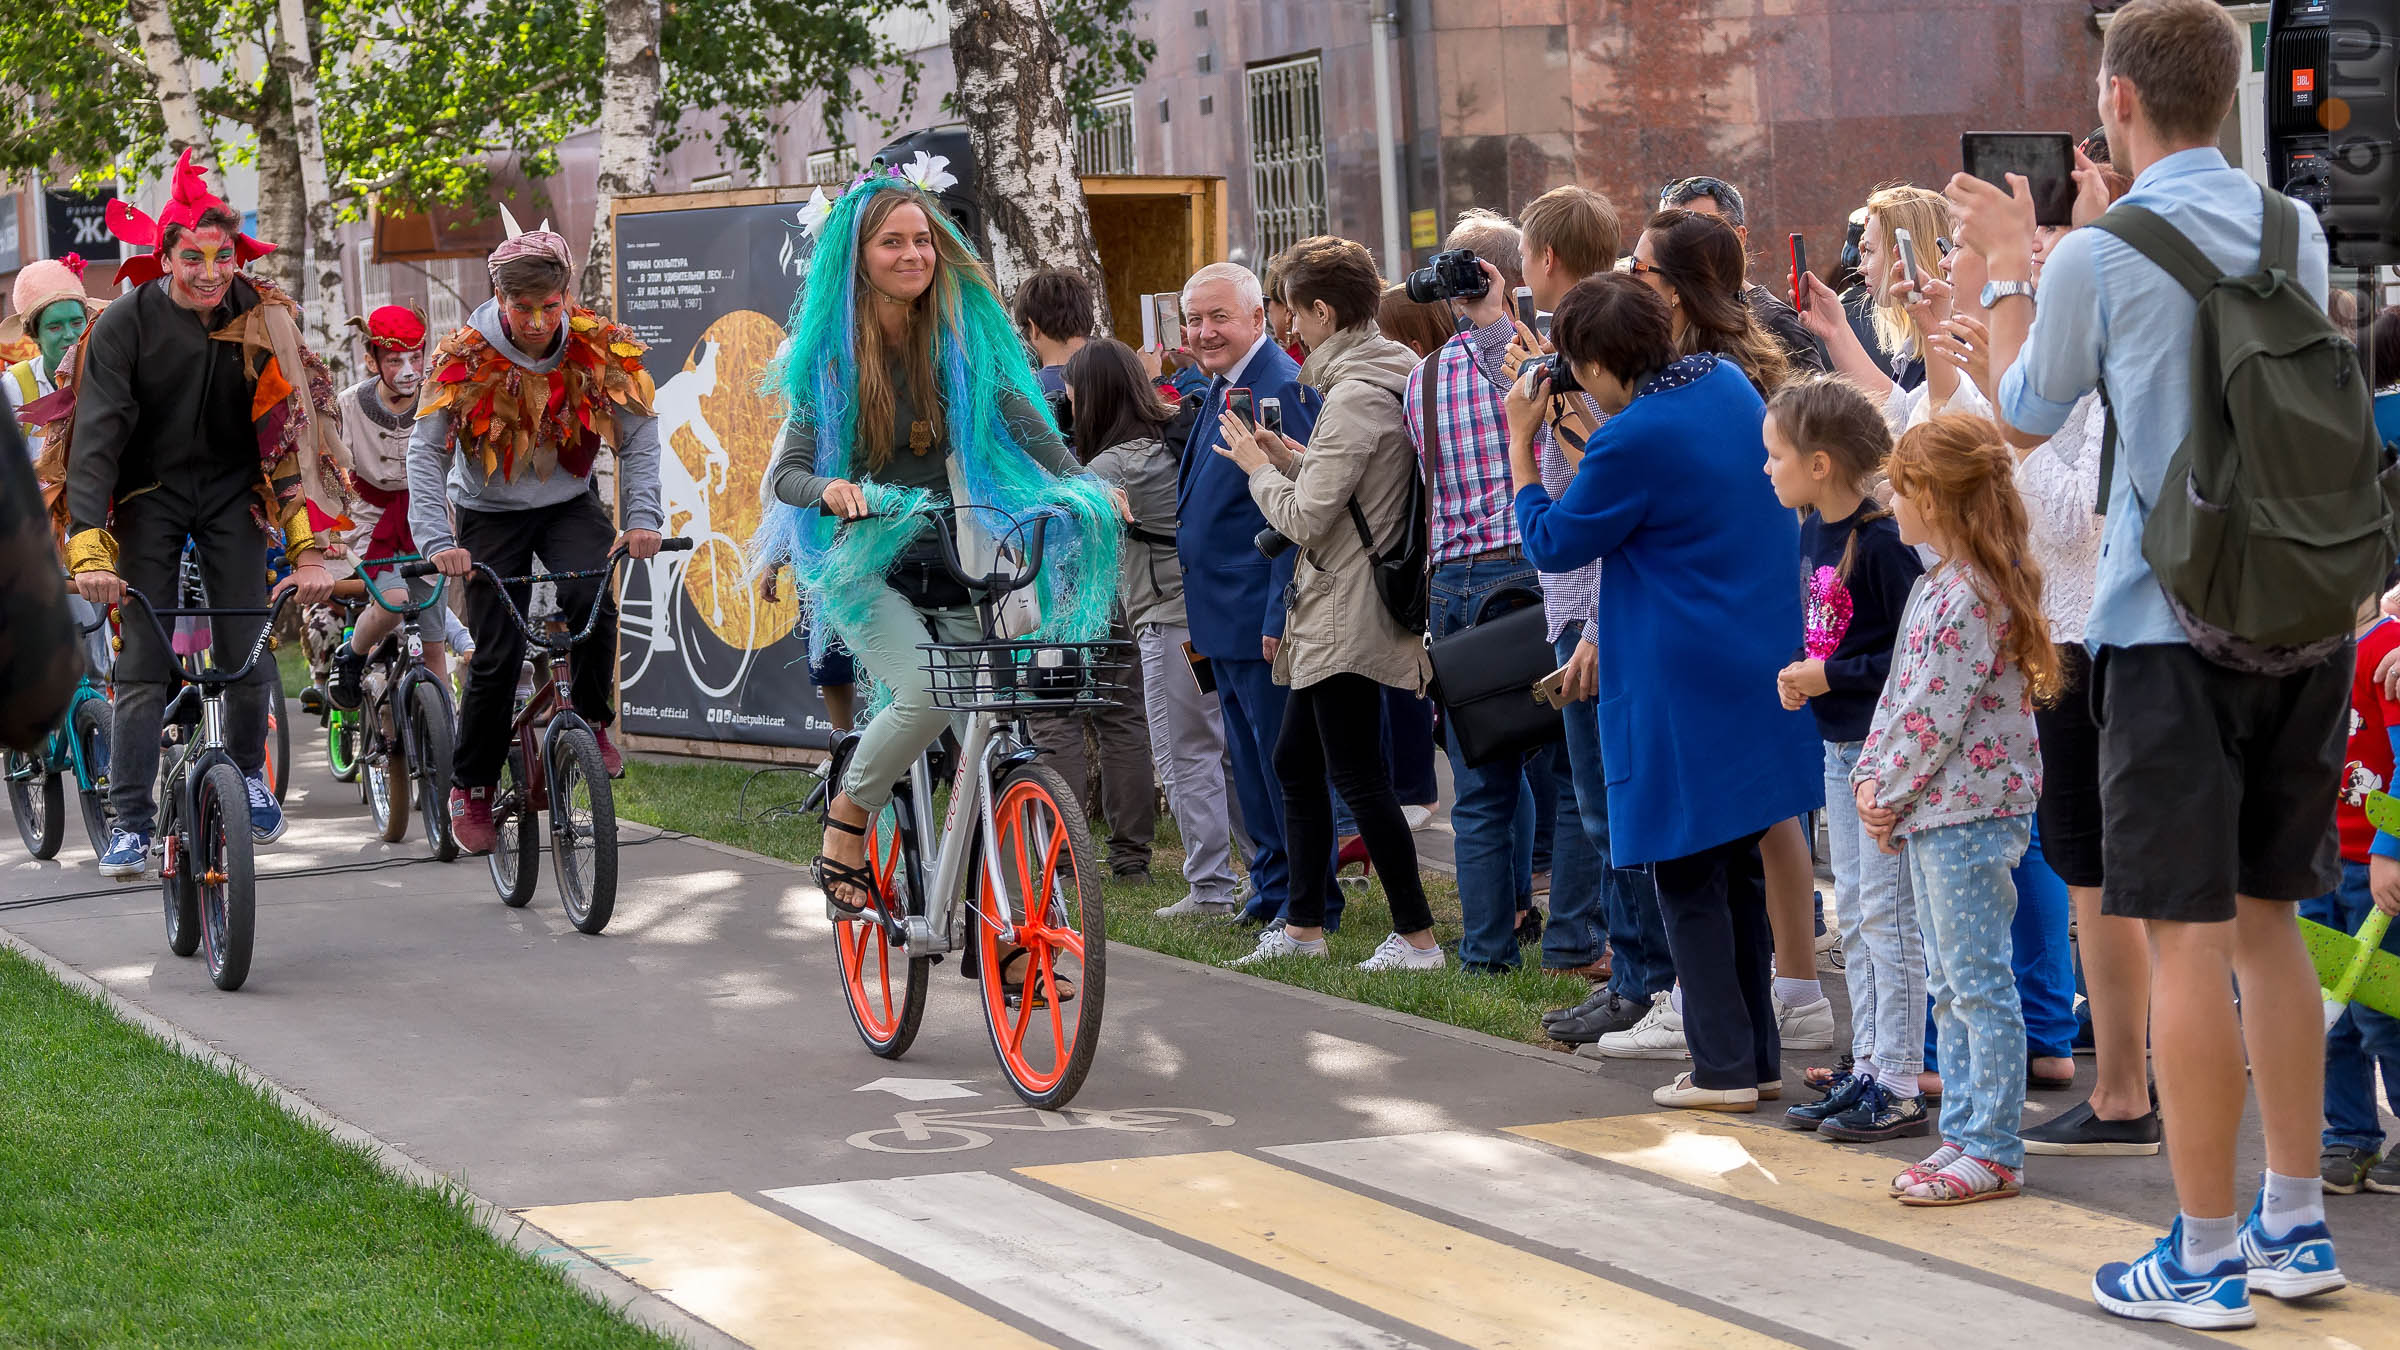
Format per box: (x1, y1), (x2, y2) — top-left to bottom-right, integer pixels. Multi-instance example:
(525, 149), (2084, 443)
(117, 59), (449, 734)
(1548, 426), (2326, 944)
(859, 699), (1038, 959)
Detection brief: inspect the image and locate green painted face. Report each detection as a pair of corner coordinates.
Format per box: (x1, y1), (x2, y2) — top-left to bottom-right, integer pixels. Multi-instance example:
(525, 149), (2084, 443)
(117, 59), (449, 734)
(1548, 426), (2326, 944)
(33, 301), (88, 370)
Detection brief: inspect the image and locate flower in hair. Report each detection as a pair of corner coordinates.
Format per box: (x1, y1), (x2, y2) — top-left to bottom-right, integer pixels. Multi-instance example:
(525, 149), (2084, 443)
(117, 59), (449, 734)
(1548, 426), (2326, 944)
(898, 152), (958, 194)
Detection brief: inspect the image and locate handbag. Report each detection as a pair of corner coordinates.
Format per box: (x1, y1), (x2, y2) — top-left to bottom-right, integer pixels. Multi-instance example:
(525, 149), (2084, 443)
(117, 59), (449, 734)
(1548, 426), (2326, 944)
(1428, 586), (1564, 767)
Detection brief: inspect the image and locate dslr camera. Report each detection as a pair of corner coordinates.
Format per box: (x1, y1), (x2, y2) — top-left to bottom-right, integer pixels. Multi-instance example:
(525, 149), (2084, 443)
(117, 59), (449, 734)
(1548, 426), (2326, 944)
(1531, 352), (1583, 397)
(1404, 249), (1489, 305)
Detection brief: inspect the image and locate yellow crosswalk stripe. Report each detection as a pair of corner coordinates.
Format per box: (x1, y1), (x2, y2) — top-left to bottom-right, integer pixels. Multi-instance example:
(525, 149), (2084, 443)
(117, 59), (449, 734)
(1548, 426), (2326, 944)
(1021, 1150), (1793, 1349)
(519, 1191), (1049, 1350)
(1514, 1113), (2400, 1349)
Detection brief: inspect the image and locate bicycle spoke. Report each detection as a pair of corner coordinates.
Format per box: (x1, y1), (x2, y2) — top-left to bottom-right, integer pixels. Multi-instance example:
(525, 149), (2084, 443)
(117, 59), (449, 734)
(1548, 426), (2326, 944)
(1041, 946), (1065, 1051)
(873, 929), (893, 1024)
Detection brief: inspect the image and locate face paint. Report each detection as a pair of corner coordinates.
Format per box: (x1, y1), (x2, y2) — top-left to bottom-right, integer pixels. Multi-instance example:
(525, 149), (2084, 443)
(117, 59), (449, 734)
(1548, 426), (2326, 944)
(166, 224), (237, 312)
(374, 346), (425, 400)
(33, 301), (88, 370)
(500, 290), (567, 351)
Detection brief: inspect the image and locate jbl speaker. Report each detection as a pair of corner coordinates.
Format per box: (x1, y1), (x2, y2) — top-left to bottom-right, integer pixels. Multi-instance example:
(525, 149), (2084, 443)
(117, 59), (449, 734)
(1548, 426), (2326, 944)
(2267, 0), (2400, 266)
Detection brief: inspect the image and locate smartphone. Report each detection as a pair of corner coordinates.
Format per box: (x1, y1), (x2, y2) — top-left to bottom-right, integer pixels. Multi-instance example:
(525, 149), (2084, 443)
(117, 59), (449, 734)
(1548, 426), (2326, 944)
(1788, 233), (1808, 313)
(1139, 293), (1160, 351)
(1259, 396), (1283, 435)
(1532, 666), (1572, 711)
(1182, 639), (1217, 696)
(1513, 286), (1539, 330)
(1893, 226), (1923, 296)
(1961, 131), (2077, 228)
(1150, 293), (1184, 352)
(1226, 386), (1254, 427)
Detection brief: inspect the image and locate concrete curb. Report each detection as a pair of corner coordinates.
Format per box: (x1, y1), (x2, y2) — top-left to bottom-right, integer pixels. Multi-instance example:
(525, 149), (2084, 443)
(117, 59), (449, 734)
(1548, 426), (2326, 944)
(0, 929), (744, 1350)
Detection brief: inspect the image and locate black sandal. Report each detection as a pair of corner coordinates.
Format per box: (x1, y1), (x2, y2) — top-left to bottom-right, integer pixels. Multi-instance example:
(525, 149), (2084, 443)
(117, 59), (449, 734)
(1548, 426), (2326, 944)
(998, 946), (1076, 1010)
(813, 814), (883, 917)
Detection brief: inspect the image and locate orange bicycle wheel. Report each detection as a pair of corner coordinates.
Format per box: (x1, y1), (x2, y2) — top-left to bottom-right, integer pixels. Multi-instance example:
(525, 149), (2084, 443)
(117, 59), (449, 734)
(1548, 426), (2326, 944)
(835, 796), (929, 1057)
(973, 761), (1105, 1109)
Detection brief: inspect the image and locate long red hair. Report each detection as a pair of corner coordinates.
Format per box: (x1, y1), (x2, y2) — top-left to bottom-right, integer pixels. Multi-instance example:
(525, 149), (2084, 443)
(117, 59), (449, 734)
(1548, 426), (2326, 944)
(1885, 413), (2062, 704)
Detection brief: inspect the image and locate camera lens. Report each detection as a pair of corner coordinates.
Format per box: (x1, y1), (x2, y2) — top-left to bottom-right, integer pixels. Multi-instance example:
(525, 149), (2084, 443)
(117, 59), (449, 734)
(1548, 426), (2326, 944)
(1254, 526), (1295, 559)
(1404, 266), (1446, 305)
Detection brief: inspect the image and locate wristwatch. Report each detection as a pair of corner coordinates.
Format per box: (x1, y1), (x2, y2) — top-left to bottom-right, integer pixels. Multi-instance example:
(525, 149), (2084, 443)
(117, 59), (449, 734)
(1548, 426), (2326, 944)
(1980, 280), (2036, 310)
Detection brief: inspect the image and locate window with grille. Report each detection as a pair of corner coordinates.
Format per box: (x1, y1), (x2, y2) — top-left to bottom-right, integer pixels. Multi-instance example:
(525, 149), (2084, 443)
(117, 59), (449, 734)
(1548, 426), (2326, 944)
(807, 145), (858, 184)
(1246, 55), (1327, 261)
(1076, 93), (1136, 175)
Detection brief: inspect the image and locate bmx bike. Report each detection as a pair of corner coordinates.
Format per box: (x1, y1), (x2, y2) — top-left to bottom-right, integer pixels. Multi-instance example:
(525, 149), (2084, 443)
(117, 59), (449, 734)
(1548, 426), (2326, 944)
(4, 610), (114, 859)
(823, 505), (1128, 1110)
(330, 556), (460, 860)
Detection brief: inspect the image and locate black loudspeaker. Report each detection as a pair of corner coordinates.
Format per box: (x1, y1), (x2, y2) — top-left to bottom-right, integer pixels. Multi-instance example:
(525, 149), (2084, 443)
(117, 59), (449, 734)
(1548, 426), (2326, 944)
(2268, 0), (2400, 265)
(870, 127), (988, 257)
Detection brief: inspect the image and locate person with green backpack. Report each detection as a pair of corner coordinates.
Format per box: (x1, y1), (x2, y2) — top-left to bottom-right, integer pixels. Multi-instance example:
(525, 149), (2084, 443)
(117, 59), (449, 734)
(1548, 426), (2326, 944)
(1947, 0), (2395, 1331)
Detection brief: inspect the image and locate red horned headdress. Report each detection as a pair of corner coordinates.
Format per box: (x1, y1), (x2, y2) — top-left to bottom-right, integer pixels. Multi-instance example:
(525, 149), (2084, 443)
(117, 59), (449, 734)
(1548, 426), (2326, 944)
(104, 148), (276, 289)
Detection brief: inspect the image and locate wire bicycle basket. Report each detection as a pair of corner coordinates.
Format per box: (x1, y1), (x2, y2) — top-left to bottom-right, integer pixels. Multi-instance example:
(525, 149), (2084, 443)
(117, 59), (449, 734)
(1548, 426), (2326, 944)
(921, 636), (1134, 712)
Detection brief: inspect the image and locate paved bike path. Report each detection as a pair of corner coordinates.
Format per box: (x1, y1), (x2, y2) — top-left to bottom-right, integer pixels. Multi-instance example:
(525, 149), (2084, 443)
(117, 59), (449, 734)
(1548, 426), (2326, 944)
(4, 741), (2395, 1348)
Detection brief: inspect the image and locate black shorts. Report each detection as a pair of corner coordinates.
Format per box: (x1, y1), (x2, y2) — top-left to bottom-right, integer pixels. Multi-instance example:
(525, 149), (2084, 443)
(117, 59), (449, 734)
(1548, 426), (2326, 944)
(2033, 643), (2104, 888)
(2095, 641), (2349, 923)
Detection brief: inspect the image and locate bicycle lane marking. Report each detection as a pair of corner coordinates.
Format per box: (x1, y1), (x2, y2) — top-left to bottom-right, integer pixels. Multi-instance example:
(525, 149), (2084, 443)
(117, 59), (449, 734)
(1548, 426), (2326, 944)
(1018, 1151), (1787, 1350)
(1270, 1131), (2168, 1348)
(845, 1104), (1237, 1154)
(518, 1190), (1048, 1350)
(1515, 1113), (2400, 1348)
(764, 1171), (1429, 1350)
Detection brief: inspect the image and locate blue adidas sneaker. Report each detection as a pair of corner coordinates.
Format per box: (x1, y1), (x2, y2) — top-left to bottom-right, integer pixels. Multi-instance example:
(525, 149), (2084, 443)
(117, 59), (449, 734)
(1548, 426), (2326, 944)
(2238, 1196), (2346, 1300)
(2092, 1219), (2254, 1330)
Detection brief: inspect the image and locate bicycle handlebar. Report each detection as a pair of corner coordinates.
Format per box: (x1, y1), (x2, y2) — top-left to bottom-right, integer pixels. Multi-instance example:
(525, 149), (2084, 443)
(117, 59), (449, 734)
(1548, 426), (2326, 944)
(348, 553), (448, 615)
(849, 504), (1054, 598)
(407, 538), (693, 652)
(111, 586), (296, 688)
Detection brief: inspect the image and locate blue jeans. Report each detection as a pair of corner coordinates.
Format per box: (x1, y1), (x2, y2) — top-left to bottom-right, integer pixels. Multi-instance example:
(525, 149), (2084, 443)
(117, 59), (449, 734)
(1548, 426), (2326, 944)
(1427, 560), (1600, 970)
(1825, 740), (1925, 1083)
(1908, 814), (2031, 1169)
(1554, 631), (1671, 996)
(1217, 656), (1337, 926)
(2303, 861), (2400, 1153)
(1926, 819), (2078, 1069)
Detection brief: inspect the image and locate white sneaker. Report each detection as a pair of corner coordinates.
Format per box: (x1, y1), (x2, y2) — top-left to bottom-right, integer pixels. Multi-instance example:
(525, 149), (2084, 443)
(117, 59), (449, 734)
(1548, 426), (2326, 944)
(1154, 894), (1237, 918)
(1652, 1071), (1759, 1113)
(1582, 990), (1689, 1059)
(1401, 804), (1437, 831)
(1228, 926), (1328, 967)
(1776, 994), (1839, 1051)
(1356, 933), (1446, 972)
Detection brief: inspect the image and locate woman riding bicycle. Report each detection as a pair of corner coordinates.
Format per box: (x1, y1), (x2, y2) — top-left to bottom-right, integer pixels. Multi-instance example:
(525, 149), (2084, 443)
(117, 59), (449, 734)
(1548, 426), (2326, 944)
(755, 170), (1122, 987)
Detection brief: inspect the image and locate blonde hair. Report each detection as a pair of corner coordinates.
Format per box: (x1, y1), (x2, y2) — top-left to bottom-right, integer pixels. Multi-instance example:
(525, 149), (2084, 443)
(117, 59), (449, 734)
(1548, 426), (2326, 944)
(1886, 413), (2062, 703)
(1864, 185), (1956, 362)
(853, 188), (986, 472)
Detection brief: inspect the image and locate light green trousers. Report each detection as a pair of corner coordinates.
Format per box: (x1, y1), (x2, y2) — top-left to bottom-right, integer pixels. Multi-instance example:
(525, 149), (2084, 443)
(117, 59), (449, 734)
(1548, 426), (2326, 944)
(839, 584), (983, 811)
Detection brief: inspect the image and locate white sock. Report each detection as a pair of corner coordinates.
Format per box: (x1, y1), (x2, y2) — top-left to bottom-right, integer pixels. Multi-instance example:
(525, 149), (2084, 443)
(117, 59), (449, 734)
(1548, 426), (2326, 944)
(1669, 983), (1684, 1015)
(2179, 1212), (2242, 1272)
(1937, 1154), (2008, 1194)
(1877, 1066), (1921, 1099)
(2260, 1169), (2327, 1238)
(1774, 977), (1823, 1007)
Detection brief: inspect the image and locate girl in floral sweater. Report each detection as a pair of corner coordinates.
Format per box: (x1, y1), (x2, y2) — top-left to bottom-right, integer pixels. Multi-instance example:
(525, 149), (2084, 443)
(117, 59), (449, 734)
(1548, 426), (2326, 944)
(1853, 413), (2059, 1206)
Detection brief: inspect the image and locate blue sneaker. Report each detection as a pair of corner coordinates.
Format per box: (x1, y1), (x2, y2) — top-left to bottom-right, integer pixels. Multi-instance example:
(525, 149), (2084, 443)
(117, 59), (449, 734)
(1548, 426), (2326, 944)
(97, 828), (152, 880)
(2238, 1196), (2346, 1300)
(2092, 1220), (2254, 1330)
(245, 772), (285, 844)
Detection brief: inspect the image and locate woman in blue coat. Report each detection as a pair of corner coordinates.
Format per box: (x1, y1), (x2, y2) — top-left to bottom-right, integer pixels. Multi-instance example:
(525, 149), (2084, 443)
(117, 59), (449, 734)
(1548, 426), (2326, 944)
(1508, 274), (1823, 1113)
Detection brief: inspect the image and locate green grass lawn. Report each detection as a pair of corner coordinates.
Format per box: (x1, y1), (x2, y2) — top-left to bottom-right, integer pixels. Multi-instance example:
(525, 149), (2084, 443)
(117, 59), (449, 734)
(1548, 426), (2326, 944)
(615, 755), (1591, 1045)
(0, 948), (675, 1348)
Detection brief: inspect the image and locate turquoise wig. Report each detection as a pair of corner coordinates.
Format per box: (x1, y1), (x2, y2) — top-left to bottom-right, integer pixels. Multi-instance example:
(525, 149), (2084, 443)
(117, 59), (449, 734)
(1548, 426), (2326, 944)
(748, 176), (1120, 689)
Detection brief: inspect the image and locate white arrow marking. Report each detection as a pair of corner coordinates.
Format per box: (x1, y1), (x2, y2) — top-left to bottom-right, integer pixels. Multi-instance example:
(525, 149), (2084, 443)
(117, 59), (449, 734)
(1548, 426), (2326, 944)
(853, 1076), (980, 1102)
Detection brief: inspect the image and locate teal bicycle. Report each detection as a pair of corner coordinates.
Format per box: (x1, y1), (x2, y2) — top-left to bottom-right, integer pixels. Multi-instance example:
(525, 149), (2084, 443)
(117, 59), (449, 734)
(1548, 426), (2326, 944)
(5, 610), (114, 860)
(332, 554), (460, 859)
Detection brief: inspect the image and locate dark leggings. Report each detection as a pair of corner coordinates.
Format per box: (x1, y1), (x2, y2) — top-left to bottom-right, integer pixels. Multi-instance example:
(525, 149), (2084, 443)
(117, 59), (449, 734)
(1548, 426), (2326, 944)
(1653, 830), (1779, 1090)
(1274, 673), (1434, 935)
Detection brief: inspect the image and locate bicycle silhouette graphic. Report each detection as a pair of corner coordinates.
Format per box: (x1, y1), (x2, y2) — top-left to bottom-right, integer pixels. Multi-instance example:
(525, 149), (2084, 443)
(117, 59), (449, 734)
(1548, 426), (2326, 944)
(846, 1104), (1236, 1154)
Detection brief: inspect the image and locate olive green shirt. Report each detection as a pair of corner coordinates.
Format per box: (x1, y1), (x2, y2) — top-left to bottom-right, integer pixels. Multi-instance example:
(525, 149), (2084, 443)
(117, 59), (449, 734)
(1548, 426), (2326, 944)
(769, 358), (1081, 509)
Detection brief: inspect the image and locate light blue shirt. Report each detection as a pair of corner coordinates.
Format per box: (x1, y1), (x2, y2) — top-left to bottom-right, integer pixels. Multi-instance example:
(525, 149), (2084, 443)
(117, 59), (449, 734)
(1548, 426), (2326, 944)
(1996, 148), (2329, 648)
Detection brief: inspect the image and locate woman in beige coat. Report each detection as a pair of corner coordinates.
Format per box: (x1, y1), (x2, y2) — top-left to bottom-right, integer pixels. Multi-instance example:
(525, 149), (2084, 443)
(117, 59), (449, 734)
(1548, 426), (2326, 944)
(1216, 236), (1442, 974)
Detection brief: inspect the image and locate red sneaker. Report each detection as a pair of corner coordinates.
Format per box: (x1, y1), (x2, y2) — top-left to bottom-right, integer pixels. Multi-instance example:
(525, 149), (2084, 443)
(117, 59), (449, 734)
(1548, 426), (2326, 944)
(449, 786), (497, 855)
(593, 726), (625, 778)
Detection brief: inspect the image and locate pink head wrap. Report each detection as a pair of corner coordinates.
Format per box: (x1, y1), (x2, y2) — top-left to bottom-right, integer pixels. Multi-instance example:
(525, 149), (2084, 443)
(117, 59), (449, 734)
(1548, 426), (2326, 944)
(487, 204), (573, 286)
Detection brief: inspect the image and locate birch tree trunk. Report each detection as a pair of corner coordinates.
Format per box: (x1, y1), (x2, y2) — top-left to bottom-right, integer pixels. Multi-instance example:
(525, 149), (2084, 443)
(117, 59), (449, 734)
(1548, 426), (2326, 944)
(272, 0), (348, 374)
(253, 76), (305, 303)
(946, 0), (1107, 332)
(580, 0), (663, 312)
(123, 0), (214, 163)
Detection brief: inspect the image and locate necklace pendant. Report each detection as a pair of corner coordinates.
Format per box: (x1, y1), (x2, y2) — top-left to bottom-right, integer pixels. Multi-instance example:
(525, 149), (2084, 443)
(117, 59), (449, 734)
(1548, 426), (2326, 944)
(909, 420), (932, 454)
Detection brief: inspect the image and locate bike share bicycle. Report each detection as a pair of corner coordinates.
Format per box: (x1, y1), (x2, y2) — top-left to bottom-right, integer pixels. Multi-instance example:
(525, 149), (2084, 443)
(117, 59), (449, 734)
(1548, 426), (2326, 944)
(112, 584), (295, 991)
(4, 607), (114, 860)
(402, 539), (689, 932)
(328, 554), (459, 859)
(820, 505), (1126, 1110)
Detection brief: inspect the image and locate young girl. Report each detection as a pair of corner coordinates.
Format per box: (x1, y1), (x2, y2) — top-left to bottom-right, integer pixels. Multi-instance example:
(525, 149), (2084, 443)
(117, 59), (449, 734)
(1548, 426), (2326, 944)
(1853, 413), (2058, 1206)
(1763, 376), (1928, 1141)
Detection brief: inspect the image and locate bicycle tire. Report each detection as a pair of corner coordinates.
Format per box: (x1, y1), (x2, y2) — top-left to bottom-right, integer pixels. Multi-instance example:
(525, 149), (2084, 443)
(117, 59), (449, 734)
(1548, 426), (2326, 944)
(676, 534), (759, 699)
(196, 761), (256, 991)
(490, 745), (539, 907)
(835, 796), (931, 1059)
(264, 681), (290, 802)
(411, 679), (457, 861)
(72, 697), (113, 859)
(327, 708), (361, 783)
(548, 725), (617, 933)
(6, 751), (64, 859)
(972, 760), (1106, 1110)
(161, 768), (200, 957)
(365, 695), (411, 844)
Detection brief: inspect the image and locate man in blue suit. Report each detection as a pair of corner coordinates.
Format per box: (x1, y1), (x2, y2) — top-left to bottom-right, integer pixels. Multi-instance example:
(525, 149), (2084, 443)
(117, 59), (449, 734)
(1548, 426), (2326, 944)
(1174, 262), (1334, 926)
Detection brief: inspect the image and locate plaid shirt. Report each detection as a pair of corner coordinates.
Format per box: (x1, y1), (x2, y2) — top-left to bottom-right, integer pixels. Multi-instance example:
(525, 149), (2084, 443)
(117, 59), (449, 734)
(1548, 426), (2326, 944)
(1455, 331), (1606, 642)
(1403, 317), (1521, 565)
